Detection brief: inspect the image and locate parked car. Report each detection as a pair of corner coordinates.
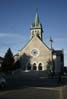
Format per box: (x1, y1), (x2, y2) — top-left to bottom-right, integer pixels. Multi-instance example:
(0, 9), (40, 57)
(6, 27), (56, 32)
(0, 76), (6, 89)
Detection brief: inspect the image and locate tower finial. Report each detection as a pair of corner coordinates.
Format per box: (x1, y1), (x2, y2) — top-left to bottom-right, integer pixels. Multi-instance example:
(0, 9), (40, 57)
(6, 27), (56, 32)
(50, 36), (53, 50)
(36, 8), (38, 13)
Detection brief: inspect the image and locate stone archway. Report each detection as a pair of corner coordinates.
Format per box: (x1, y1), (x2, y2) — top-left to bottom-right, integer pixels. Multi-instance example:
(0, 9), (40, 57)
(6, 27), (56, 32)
(33, 63), (37, 71)
(38, 63), (42, 71)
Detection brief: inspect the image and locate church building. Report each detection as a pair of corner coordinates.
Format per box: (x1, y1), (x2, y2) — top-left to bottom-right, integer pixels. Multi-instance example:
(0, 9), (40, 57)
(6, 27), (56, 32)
(14, 12), (64, 74)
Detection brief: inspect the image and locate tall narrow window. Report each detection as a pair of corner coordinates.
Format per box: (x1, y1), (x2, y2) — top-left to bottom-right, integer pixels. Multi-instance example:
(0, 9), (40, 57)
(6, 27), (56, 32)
(33, 63), (37, 70)
(38, 63), (42, 70)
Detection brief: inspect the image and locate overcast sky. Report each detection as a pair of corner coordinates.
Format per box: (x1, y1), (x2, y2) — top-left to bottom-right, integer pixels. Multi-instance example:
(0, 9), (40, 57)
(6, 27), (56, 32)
(0, 0), (67, 66)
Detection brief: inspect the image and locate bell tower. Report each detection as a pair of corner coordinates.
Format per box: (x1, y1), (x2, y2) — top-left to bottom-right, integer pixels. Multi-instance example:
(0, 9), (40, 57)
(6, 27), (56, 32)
(30, 12), (43, 40)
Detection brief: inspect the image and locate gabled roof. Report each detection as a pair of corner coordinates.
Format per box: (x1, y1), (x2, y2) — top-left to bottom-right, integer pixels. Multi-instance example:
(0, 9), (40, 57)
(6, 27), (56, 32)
(14, 38), (33, 56)
(18, 36), (51, 53)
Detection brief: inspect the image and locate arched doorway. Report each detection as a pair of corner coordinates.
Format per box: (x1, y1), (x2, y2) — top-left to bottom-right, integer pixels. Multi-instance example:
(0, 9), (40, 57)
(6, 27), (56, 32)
(38, 63), (42, 71)
(27, 63), (31, 70)
(33, 63), (37, 71)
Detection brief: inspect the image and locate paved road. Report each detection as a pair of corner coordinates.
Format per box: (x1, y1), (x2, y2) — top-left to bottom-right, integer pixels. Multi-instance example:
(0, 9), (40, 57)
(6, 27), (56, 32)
(0, 87), (64, 99)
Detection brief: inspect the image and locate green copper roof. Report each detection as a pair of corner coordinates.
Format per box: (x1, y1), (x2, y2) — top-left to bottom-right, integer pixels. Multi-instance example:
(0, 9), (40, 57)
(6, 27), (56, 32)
(31, 12), (41, 28)
(35, 12), (40, 26)
(30, 12), (43, 31)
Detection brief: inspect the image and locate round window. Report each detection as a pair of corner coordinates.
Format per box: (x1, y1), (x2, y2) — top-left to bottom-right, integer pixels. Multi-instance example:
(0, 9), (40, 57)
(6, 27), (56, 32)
(31, 48), (39, 57)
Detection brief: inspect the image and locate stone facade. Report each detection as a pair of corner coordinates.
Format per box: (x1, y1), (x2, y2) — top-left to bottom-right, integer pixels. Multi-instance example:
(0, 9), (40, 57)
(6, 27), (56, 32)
(15, 36), (52, 71)
(14, 12), (64, 74)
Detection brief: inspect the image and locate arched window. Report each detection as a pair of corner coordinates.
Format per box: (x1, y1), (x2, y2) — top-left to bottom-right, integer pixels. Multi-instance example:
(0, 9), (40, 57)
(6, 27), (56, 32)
(27, 63), (31, 70)
(38, 63), (42, 71)
(33, 63), (37, 70)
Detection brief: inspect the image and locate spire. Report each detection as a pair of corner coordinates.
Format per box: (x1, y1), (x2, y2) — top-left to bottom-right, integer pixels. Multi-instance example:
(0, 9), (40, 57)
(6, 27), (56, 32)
(34, 11), (40, 26)
(50, 36), (53, 50)
(30, 12), (43, 40)
(31, 10), (42, 28)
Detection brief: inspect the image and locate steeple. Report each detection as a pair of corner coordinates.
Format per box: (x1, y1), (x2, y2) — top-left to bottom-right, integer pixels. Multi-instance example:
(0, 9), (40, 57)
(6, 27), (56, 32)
(30, 12), (43, 40)
(34, 12), (40, 26)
